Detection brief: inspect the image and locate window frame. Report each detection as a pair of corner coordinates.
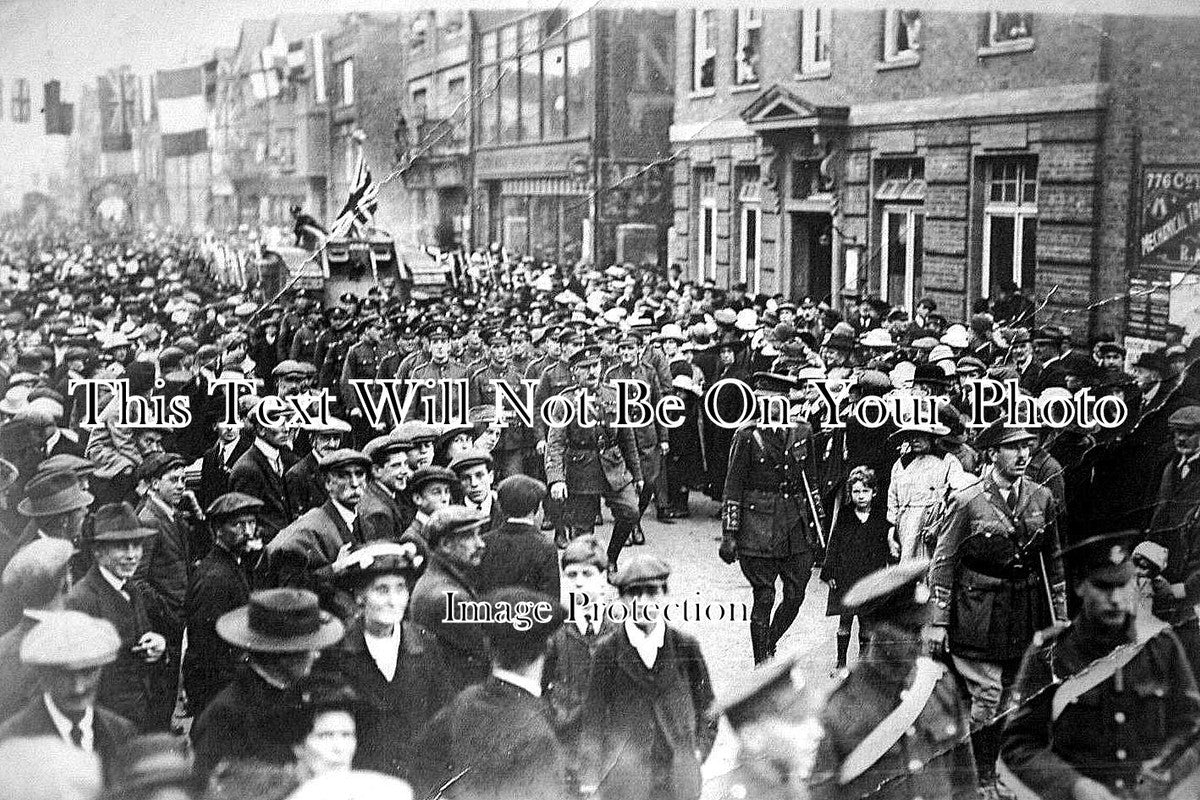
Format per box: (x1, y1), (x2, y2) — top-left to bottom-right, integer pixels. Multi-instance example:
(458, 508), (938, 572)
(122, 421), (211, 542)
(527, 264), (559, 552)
(880, 9), (922, 69)
(739, 201), (761, 290)
(734, 8), (763, 88)
(981, 158), (1038, 298)
(692, 10), (717, 94)
(12, 78), (30, 123)
(880, 206), (926, 311)
(337, 60), (354, 107)
(980, 11), (1035, 57)
(797, 8), (832, 78)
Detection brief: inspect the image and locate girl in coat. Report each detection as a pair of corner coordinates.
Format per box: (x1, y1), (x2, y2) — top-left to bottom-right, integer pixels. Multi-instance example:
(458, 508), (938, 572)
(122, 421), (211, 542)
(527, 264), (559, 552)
(820, 467), (893, 670)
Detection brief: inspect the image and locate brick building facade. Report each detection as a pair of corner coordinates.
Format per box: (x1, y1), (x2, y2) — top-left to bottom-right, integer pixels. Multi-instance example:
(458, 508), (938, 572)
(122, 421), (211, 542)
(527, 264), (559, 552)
(671, 9), (1200, 343)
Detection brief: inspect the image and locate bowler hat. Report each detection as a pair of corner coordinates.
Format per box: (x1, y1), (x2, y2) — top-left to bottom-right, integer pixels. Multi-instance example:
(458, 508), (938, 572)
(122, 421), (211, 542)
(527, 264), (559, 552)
(205, 491), (264, 521)
(17, 470), (94, 517)
(424, 506), (489, 550)
(912, 363), (952, 386)
(91, 502), (156, 543)
(216, 588), (345, 653)
(21, 610), (121, 669)
(1132, 351), (1168, 375)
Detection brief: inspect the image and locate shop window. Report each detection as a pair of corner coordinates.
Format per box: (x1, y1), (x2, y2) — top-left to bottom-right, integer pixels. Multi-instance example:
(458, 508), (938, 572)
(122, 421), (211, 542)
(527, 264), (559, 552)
(499, 60), (520, 143)
(520, 53), (541, 141)
(883, 10), (922, 63)
(798, 9), (831, 76)
(479, 66), (499, 144)
(982, 157), (1038, 297)
(734, 8), (762, 86)
(692, 10), (717, 92)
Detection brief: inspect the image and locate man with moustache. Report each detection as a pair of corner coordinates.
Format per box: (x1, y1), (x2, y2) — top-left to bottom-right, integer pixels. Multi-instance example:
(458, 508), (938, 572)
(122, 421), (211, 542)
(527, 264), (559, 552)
(285, 416), (352, 516)
(263, 449), (372, 620)
(184, 492), (266, 716)
(925, 420), (1069, 799)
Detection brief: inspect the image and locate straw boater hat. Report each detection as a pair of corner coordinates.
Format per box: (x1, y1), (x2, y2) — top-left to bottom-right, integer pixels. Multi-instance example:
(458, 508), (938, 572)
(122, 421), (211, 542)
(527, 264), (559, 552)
(216, 588), (344, 654)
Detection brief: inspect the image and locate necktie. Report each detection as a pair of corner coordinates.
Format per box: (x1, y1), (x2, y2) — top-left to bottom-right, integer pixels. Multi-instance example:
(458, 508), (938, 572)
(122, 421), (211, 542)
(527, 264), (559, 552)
(67, 713), (84, 748)
(1006, 487), (1019, 512)
(1182, 459), (1192, 481)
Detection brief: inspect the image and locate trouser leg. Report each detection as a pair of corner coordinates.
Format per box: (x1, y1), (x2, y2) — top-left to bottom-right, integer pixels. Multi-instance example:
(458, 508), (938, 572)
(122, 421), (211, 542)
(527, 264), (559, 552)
(836, 613), (853, 668)
(563, 492), (599, 538)
(605, 485), (639, 570)
(768, 551), (812, 653)
(739, 555), (778, 665)
(952, 655), (1016, 785)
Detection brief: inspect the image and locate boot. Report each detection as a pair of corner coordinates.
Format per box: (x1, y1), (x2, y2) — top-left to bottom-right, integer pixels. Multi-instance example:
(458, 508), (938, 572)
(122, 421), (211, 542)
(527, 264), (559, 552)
(554, 529), (569, 549)
(655, 508), (676, 524)
(607, 521), (634, 569)
(750, 623), (772, 665)
(630, 522), (646, 545)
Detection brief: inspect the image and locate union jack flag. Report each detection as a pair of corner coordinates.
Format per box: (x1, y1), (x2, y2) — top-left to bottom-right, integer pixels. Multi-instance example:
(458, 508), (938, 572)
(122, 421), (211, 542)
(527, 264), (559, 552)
(329, 145), (379, 238)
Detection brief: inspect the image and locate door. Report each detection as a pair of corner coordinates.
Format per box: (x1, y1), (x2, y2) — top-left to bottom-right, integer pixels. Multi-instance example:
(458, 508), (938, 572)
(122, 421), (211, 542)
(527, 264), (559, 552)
(789, 212), (833, 302)
(881, 207), (925, 312)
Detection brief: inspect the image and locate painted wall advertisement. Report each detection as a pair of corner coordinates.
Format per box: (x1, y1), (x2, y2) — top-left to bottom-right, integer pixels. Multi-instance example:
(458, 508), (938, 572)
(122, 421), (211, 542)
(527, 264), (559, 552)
(1129, 165), (1200, 345)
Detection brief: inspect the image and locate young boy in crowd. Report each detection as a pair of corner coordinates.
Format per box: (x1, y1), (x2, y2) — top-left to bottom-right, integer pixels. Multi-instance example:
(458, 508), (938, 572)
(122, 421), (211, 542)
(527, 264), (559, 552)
(820, 466), (894, 671)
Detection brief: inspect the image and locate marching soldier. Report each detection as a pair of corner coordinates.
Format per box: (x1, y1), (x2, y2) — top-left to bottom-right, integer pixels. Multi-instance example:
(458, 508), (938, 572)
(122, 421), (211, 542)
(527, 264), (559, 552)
(808, 560), (978, 800)
(605, 330), (671, 540)
(339, 315), (388, 444)
(315, 307), (353, 391)
(719, 372), (820, 664)
(925, 419), (1070, 797)
(470, 326), (532, 479)
(407, 322), (470, 423)
(535, 328), (582, 545)
(544, 345), (643, 569)
(1002, 532), (1200, 800)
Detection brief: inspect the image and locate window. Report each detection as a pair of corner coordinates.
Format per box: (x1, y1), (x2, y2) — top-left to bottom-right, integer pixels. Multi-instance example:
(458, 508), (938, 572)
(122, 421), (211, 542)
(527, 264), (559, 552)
(734, 9), (762, 86)
(499, 60), (519, 143)
(439, 10), (465, 38)
(543, 45), (567, 139)
(692, 10), (717, 92)
(696, 169), (717, 281)
(738, 176), (762, 290)
(520, 53), (541, 141)
(410, 14), (431, 54)
(883, 10), (922, 62)
(875, 160), (926, 310)
(566, 38), (592, 138)
(447, 75), (466, 104)
(989, 12), (1033, 45)
(337, 60), (354, 106)
(410, 86), (428, 121)
(12, 78), (30, 123)
(479, 66), (499, 144)
(798, 9), (831, 75)
(982, 157), (1038, 297)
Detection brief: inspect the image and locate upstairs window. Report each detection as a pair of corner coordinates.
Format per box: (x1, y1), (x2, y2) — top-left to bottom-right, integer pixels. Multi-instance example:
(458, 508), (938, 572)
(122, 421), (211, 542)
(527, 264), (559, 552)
(734, 9), (762, 86)
(798, 9), (831, 75)
(692, 10), (717, 92)
(883, 10), (922, 63)
(982, 12), (1035, 55)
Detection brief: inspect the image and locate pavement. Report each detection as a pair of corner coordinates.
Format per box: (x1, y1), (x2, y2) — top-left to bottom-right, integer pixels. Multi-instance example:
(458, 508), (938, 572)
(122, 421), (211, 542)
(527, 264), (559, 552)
(594, 495), (845, 798)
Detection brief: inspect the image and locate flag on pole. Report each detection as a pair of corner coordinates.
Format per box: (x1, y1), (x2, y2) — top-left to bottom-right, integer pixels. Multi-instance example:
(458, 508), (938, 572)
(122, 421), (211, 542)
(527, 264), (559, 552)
(98, 72), (133, 152)
(329, 142), (379, 238)
(157, 65), (209, 157)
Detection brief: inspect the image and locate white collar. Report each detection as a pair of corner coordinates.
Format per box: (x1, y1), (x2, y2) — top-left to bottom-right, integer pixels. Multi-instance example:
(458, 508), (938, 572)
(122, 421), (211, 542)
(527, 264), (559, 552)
(506, 515), (537, 526)
(97, 564), (128, 597)
(492, 667), (542, 698)
(331, 499), (356, 528)
(467, 491), (494, 515)
(43, 694), (94, 751)
(255, 439), (281, 465)
(624, 620), (665, 668)
(45, 428), (61, 451)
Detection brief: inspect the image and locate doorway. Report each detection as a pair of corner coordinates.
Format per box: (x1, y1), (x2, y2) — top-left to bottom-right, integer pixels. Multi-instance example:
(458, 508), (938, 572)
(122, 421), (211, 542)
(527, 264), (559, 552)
(789, 211), (833, 302)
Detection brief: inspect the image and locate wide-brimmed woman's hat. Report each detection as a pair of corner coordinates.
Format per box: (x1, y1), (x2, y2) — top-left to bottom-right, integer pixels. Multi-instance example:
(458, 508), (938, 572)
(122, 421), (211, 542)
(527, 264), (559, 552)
(332, 541), (425, 591)
(216, 588), (345, 653)
(16, 470), (94, 517)
(888, 421), (951, 441)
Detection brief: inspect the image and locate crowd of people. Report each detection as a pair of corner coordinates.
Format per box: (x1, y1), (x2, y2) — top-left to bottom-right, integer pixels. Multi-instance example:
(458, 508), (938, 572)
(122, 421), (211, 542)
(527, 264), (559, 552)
(1, 220), (1200, 800)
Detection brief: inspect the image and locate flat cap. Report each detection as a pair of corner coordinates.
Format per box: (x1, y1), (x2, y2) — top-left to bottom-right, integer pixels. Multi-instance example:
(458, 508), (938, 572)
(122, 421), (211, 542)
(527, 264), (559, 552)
(308, 416), (351, 434)
(21, 610), (121, 669)
(135, 452), (187, 484)
(752, 372), (799, 393)
(449, 448), (493, 473)
(610, 553), (671, 590)
(2, 538), (75, 609)
(316, 448), (371, 473)
(424, 506), (489, 549)
(410, 465), (458, 494)
(364, 432), (410, 463)
(1168, 405), (1200, 431)
(271, 360), (308, 377)
(561, 533), (608, 570)
(393, 421), (439, 447)
(205, 491), (265, 520)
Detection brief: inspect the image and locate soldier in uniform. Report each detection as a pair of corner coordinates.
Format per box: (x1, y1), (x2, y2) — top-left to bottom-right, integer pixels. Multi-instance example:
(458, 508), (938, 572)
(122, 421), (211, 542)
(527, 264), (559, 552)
(288, 304), (322, 364)
(1002, 532), (1200, 800)
(719, 372), (820, 664)
(407, 322), (470, 424)
(315, 307), (352, 391)
(470, 326), (531, 479)
(545, 345), (643, 569)
(925, 420), (1070, 797)
(535, 329), (582, 545)
(340, 315), (389, 446)
(808, 560), (978, 800)
(605, 330), (671, 541)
